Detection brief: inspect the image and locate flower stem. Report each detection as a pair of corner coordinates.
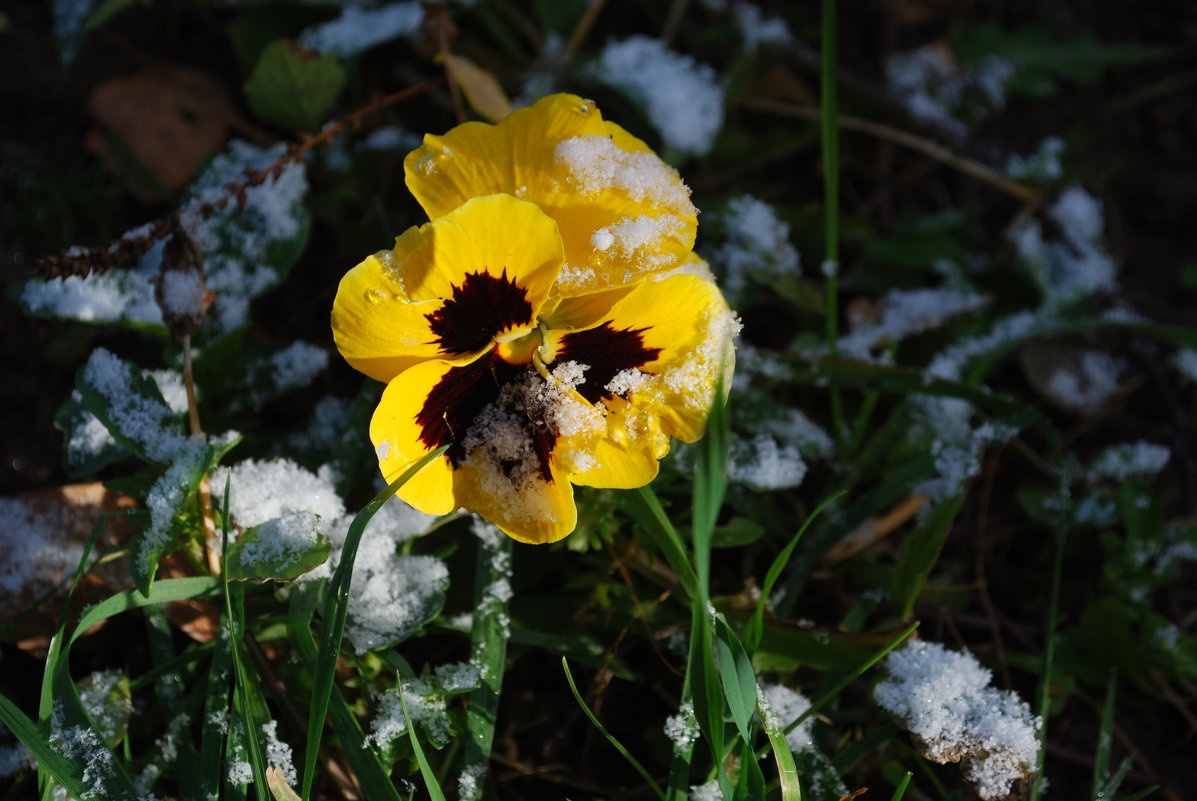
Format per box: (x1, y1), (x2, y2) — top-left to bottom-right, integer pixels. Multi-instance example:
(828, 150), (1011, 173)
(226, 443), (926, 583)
(182, 334), (220, 577)
(821, 0), (845, 448)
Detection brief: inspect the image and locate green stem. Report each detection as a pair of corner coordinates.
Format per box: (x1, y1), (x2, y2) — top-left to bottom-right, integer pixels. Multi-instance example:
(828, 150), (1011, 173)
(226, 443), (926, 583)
(821, 0), (845, 447)
(461, 525), (513, 800)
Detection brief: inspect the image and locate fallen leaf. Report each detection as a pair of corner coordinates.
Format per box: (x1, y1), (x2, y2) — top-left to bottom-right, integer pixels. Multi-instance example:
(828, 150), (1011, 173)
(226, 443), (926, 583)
(85, 67), (232, 200)
(436, 52), (513, 123)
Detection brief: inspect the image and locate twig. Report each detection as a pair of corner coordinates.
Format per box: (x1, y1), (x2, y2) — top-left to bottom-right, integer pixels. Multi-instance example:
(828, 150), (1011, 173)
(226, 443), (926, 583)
(35, 78), (442, 280)
(558, 0), (609, 70)
(737, 96), (1041, 204)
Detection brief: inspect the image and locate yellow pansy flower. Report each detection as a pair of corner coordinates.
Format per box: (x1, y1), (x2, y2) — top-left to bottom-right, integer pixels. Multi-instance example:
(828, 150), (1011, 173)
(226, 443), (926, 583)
(404, 93), (698, 298)
(332, 193), (737, 544)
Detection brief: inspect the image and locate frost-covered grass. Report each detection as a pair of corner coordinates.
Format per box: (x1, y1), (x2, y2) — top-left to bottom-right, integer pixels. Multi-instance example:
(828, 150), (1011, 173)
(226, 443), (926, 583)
(3, 3), (1195, 801)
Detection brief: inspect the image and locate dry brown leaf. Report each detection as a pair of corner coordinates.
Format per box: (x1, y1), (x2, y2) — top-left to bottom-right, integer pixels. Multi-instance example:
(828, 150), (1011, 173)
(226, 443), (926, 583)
(824, 495), (929, 566)
(159, 554), (220, 643)
(85, 67), (232, 200)
(436, 52), (513, 123)
(745, 63), (818, 105)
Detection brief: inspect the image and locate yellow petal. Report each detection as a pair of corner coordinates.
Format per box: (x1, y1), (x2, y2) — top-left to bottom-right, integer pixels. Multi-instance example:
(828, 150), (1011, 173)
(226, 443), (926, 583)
(333, 194), (565, 378)
(370, 361), (466, 516)
(449, 365), (606, 543)
(568, 398), (667, 489)
(331, 253), (449, 384)
(544, 262), (739, 444)
(395, 194), (563, 316)
(454, 456), (577, 544)
(405, 93), (697, 297)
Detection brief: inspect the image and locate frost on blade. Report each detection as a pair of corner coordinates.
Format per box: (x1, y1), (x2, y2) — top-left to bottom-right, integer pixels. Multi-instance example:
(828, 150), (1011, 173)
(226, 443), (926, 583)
(1005, 136), (1065, 182)
(758, 684), (814, 754)
(78, 348), (188, 464)
(1009, 185), (1115, 304)
(261, 721), (297, 787)
(21, 263), (164, 331)
(61, 365), (191, 475)
(367, 663), (480, 751)
(876, 641), (1040, 801)
(664, 700), (699, 755)
(232, 341), (331, 412)
(219, 459), (347, 526)
(226, 511), (331, 582)
(1088, 441), (1170, 483)
(732, 3), (792, 49)
(592, 35), (724, 156)
(885, 44), (1013, 135)
(728, 434), (806, 491)
(297, 2), (424, 58)
(839, 288), (988, 360)
(21, 141), (308, 339)
(178, 141), (310, 334)
(713, 195), (800, 296)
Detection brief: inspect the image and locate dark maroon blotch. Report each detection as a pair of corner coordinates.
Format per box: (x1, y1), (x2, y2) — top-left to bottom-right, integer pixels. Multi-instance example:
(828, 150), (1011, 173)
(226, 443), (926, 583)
(425, 270), (533, 356)
(556, 323), (661, 404)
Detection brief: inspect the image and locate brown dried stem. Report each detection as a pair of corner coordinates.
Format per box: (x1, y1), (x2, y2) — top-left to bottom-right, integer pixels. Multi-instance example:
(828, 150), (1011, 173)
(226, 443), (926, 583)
(738, 97), (1041, 204)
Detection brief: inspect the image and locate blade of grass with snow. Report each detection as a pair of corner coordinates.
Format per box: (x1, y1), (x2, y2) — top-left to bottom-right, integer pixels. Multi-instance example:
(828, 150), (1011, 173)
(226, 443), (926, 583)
(0, 695), (92, 801)
(399, 686), (448, 801)
(301, 445), (448, 801)
(286, 586), (407, 801)
(221, 480), (270, 797)
(463, 531), (512, 798)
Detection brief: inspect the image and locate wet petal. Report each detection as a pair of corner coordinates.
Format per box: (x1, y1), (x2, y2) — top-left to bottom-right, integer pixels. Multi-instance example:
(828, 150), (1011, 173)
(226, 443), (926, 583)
(569, 399), (668, 489)
(451, 365), (606, 544)
(370, 359), (489, 516)
(332, 194), (564, 376)
(544, 263), (739, 444)
(332, 253), (448, 383)
(405, 93), (697, 297)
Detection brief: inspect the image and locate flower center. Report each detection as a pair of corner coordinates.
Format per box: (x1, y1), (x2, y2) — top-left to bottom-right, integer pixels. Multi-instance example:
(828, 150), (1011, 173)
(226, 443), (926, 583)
(495, 327), (542, 365)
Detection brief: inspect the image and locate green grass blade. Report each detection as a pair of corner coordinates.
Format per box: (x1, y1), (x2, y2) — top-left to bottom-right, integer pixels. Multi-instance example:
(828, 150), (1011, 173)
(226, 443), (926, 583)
(463, 529), (512, 799)
(1030, 528), (1067, 801)
(1114, 785), (1159, 801)
(689, 387), (735, 801)
(561, 658), (665, 801)
(0, 695), (92, 800)
(220, 479), (270, 797)
(693, 386), (730, 567)
(1091, 669), (1117, 800)
(744, 491), (844, 652)
(630, 486), (698, 602)
(890, 770), (914, 801)
(891, 493), (966, 621)
(757, 693), (802, 801)
(70, 577), (221, 644)
(713, 618), (757, 743)
(400, 686), (448, 801)
(301, 446), (447, 801)
(286, 588), (407, 801)
(197, 611), (234, 801)
(1097, 754), (1136, 801)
